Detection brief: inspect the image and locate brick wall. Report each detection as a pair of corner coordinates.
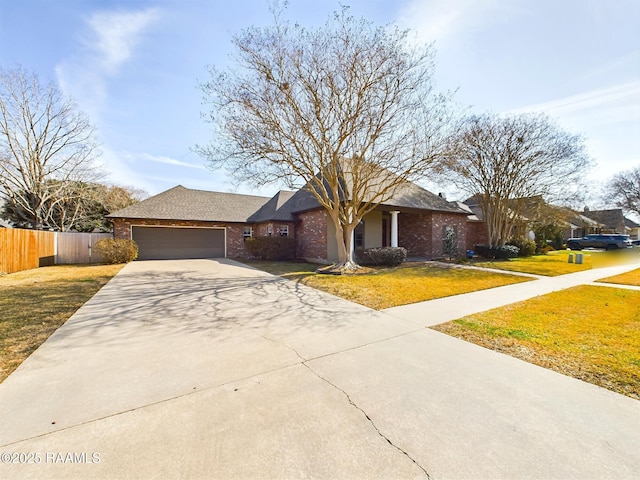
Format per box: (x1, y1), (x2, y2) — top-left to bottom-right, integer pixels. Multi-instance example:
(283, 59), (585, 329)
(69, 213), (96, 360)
(430, 212), (468, 258)
(398, 212), (469, 258)
(466, 221), (488, 250)
(296, 209), (328, 261)
(398, 213), (432, 257)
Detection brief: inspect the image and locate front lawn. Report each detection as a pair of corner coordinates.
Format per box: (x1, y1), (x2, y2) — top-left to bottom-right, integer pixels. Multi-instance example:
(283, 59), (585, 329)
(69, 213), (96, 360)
(474, 250), (593, 276)
(433, 285), (640, 399)
(597, 267), (640, 286)
(243, 261), (531, 310)
(0, 264), (124, 382)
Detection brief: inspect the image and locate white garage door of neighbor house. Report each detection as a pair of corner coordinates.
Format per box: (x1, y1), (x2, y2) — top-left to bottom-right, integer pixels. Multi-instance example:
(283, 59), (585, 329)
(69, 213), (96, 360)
(132, 227), (225, 260)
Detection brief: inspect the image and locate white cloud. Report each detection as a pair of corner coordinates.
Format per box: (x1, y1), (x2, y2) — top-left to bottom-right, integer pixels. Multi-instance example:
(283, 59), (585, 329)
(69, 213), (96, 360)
(511, 82), (640, 182)
(55, 7), (161, 116)
(100, 148), (157, 193)
(511, 82), (640, 127)
(396, 0), (524, 45)
(128, 152), (207, 170)
(86, 9), (160, 74)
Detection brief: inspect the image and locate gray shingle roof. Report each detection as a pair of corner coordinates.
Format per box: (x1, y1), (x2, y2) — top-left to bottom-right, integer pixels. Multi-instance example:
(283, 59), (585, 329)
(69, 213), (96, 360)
(381, 181), (467, 214)
(107, 185), (272, 223)
(584, 209), (626, 232)
(109, 178), (469, 225)
(624, 216), (640, 228)
(247, 190), (298, 222)
(279, 165), (469, 215)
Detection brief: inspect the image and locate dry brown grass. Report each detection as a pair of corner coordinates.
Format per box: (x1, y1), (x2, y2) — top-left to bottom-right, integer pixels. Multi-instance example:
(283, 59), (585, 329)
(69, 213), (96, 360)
(474, 250), (592, 276)
(243, 260), (531, 310)
(433, 285), (640, 399)
(597, 267), (640, 286)
(475, 250), (640, 276)
(0, 264), (124, 382)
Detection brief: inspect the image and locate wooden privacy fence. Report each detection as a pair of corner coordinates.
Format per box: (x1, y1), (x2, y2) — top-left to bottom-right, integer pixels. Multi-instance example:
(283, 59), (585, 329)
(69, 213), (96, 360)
(0, 228), (56, 274)
(55, 232), (112, 264)
(0, 228), (113, 274)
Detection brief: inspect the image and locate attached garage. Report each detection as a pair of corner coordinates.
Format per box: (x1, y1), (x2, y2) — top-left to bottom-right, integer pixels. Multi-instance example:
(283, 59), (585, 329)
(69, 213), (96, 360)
(132, 226), (225, 260)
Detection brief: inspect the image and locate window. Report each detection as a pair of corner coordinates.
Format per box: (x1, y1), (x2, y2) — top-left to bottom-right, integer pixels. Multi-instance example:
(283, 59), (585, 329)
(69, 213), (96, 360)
(267, 224), (272, 236)
(277, 225), (289, 237)
(243, 226), (253, 241)
(355, 220), (364, 248)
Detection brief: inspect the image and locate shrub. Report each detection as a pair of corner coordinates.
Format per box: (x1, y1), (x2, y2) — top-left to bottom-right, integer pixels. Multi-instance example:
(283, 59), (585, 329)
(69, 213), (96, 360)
(533, 223), (565, 251)
(507, 238), (536, 257)
(442, 227), (459, 260)
(94, 238), (138, 264)
(245, 236), (296, 260)
(474, 244), (520, 259)
(358, 247), (407, 266)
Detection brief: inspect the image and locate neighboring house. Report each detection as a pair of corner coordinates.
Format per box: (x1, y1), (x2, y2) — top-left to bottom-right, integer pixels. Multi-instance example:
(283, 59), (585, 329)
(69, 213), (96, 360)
(461, 195), (537, 246)
(461, 195), (640, 247)
(625, 217), (640, 240)
(582, 208), (640, 240)
(107, 182), (470, 262)
(453, 200), (486, 250)
(563, 210), (606, 239)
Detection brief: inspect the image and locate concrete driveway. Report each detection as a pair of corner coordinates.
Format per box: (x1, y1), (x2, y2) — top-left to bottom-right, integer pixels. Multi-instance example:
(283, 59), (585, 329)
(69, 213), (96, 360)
(1, 259), (639, 479)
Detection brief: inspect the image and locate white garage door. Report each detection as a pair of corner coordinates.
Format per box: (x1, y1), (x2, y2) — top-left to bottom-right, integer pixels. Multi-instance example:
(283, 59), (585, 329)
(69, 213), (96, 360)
(132, 227), (225, 260)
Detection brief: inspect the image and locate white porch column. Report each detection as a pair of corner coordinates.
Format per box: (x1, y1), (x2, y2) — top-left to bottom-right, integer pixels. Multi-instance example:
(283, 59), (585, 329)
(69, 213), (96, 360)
(350, 228), (355, 259)
(390, 211), (399, 248)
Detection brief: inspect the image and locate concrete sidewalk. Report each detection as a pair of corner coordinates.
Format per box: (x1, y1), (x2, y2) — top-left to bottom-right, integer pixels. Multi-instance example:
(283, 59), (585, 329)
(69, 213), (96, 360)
(383, 261), (640, 326)
(1, 259), (639, 479)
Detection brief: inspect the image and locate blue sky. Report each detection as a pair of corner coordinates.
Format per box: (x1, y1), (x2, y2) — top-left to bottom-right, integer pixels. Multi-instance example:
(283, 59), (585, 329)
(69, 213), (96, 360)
(1, 0), (638, 200)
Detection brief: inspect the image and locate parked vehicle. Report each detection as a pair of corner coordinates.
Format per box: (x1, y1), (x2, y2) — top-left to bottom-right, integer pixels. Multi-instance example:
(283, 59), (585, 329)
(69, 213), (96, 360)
(566, 234), (633, 250)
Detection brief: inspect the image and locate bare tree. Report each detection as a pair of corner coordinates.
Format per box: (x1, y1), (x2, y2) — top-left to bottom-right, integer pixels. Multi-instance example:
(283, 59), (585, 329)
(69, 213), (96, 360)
(198, 6), (452, 269)
(445, 112), (591, 246)
(2, 182), (146, 231)
(0, 67), (101, 230)
(606, 165), (640, 217)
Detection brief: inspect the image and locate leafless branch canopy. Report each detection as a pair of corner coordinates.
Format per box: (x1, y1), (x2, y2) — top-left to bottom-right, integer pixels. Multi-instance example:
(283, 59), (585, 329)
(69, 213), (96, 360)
(445, 112), (592, 246)
(606, 165), (640, 217)
(198, 6), (452, 265)
(0, 67), (101, 229)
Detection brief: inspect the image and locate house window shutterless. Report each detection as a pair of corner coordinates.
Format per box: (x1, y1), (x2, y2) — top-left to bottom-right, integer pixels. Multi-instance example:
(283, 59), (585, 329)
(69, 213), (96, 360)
(243, 226), (253, 241)
(277, 225), (289, 237)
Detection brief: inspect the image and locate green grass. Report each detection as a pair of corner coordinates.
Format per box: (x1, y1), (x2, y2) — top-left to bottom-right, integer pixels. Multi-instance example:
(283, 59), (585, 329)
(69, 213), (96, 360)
(433, 285), (640, 399)
(0, 264), (124, 382)
(243, 260), (531, 310)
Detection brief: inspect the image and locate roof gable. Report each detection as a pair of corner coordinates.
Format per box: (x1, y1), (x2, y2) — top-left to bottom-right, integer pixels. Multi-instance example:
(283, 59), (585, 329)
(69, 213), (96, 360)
(247, 190), (298, 222)
(583, 209), (625, 231)
(107, 185), (272, 223)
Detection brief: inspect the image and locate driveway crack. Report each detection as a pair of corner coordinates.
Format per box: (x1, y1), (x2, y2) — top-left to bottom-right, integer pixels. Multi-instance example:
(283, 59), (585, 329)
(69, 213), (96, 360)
(301, 363), (431, 479)
(261, 335), (307, 362)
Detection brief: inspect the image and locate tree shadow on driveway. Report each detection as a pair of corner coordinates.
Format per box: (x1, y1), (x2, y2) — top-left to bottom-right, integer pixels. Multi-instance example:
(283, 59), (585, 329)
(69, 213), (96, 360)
(0, 259), (417, 446)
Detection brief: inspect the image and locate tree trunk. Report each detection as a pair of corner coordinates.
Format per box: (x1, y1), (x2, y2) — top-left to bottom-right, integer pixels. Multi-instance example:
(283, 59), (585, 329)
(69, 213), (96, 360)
(327, 212), (360, 271)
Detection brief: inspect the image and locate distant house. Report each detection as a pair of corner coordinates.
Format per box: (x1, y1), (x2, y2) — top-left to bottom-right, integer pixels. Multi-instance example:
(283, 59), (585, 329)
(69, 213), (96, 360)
(582, 208), (640, 239)
(461, 197), (640, 246)
(108, 181), (471, 262)
(625, 217), (640, 240)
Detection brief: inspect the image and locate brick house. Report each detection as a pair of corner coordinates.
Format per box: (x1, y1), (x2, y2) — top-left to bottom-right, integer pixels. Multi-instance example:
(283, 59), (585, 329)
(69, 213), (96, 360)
(108, 183), (470, 262)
